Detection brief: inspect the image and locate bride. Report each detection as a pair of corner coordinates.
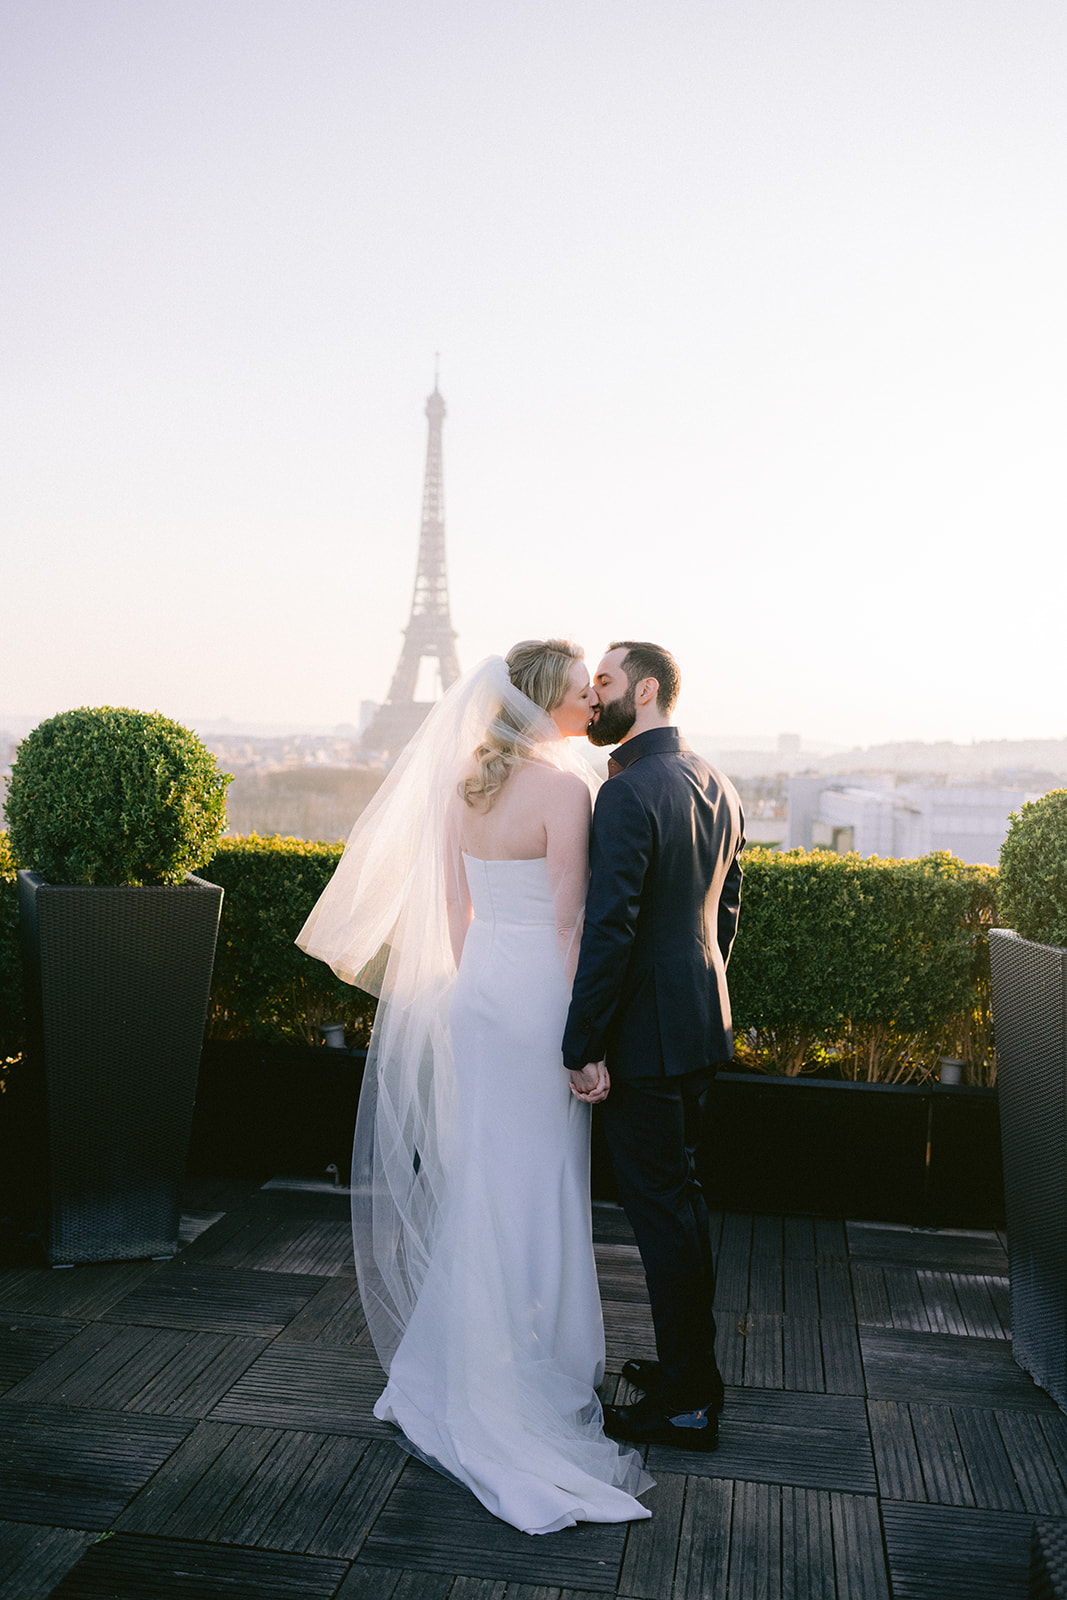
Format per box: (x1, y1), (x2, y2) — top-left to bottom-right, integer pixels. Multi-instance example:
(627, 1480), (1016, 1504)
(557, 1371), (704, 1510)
(296, 640), (653, 1535)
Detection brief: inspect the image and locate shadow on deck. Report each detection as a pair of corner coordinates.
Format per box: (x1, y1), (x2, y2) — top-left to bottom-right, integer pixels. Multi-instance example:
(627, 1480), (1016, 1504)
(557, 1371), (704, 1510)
(0, 1182), (1062, 1598)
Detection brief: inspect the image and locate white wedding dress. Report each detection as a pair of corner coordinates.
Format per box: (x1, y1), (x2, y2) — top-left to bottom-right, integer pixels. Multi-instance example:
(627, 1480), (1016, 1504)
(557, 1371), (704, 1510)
(372, 854), (652, 1534)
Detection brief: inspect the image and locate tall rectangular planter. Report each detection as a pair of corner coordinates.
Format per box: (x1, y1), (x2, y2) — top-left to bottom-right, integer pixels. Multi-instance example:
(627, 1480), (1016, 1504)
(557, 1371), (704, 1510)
(18, 870), (223, 1266)
(989, 926), (1067, 1410)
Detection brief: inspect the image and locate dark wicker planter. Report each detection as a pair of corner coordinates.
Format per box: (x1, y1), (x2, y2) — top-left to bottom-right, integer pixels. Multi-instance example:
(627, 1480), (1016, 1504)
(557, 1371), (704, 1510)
(17, 870), (223, 1266)
(989, 927), (1067, 1410)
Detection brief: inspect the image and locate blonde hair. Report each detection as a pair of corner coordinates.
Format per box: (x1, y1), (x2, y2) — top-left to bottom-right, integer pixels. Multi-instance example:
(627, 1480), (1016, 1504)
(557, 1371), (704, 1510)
(461, 639), (583, 809)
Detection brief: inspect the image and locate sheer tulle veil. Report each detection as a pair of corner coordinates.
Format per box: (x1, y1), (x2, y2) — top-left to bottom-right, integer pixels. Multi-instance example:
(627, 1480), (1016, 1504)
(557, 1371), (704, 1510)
(295, 655), (598, 1370)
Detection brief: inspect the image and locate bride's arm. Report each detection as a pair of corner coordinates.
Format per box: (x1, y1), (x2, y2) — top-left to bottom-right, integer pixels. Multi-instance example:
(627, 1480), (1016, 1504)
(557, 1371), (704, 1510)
(545, 772), (593, 987)
(444, 795), (473, 968)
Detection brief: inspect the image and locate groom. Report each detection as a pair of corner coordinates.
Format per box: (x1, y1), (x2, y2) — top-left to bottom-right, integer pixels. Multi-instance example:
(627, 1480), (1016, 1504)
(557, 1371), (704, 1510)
(563, 641), (744, 1451)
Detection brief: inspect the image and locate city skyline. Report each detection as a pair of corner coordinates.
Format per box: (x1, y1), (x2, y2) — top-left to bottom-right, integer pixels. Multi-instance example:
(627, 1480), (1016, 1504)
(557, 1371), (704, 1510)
(3, 2), (1064, 748)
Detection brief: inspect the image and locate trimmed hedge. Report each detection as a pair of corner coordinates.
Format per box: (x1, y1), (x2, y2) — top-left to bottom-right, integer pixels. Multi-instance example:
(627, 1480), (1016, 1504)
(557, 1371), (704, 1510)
(729, 849), (997, 1084)
(201, 834), (376, 1047)
(0, 834), (20, 1060)
(0, 834), (997, 1080)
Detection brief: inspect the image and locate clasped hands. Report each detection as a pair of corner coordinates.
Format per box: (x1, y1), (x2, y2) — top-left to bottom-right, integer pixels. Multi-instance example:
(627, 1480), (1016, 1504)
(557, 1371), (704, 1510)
(568, 1061), (610, 1103)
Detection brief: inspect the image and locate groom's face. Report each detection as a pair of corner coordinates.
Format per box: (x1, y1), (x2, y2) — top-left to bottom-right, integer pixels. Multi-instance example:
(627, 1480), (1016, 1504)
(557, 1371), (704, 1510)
(587, 649), (638, 747)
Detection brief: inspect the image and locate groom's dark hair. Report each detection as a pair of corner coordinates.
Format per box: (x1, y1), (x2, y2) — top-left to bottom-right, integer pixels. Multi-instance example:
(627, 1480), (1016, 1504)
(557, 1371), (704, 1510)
(609, 641), (680, 715)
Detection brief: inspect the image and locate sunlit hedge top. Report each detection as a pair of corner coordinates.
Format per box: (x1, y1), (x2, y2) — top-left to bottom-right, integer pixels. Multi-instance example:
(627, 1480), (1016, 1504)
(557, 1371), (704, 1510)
(998, 788), (1067, 948)
(3, 707), (231, 886)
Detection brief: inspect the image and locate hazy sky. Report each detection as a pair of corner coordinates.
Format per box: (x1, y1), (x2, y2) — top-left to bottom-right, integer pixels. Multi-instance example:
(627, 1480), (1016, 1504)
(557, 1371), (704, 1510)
(3, 0), (1064, 748)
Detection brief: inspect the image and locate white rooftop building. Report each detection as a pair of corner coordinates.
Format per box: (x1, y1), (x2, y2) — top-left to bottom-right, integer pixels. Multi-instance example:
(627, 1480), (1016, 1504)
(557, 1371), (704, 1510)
(786, 777), (1041, 865)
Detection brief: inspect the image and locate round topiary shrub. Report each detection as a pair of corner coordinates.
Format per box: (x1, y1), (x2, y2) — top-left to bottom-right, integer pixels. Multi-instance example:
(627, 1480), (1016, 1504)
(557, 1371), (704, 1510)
(3, 707), (231, 886)
(997, 788), (1067, 948)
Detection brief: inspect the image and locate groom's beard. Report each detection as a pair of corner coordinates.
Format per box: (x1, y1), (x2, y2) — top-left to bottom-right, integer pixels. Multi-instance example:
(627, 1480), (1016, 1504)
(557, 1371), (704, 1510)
(587, 684), (638, 747)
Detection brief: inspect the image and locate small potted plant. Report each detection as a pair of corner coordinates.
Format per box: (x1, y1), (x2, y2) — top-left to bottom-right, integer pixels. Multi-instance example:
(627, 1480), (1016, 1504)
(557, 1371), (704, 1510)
(4, 707), (230, 1265)
(989, 788), (1067, 1408)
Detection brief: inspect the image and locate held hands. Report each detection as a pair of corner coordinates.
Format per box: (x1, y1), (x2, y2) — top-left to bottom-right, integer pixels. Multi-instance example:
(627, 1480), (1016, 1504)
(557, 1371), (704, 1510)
(569, 1061), (610, 1103)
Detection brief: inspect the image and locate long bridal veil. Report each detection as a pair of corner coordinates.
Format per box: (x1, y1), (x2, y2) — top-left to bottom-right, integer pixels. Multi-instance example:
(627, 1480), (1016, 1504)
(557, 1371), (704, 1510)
(296, 655), (597, 1370)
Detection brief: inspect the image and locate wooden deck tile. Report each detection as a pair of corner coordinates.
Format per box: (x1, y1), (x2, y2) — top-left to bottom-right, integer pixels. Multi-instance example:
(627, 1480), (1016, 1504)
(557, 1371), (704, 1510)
(277, 1272), (371, 1345)
(0, 1403), (193, 1528)
(814, 1259), (856, 1321)
(947, 1273), (1010, 1340)
(783, 1257), (821, 1318)
(741, 1312), (784, 1389)
(951, 1405), (1027, 1512)
(779, 1485), (835, 1600)
(616, 1468), (685, 1599)
(846, 1223), (1008, 1275)
(594, 1243), (649, 1304)
(830, 1490), (891, 1599)
(337, 1571), (457, 1599)
(819, 1318), (865, 1396)
(673, 1475), (730, 1598)
(747, 1252), (784, 1312)
(995, 1410), (1067, 1516)
(881, 1501), (1034, 1599)
(209, 1340), (392, 1435)
(909, 1403), (974, 1506)
(103, 1263), (328, 1335)
(851, 1262), (892, 1326)
(869, 1400), (926, 1502)
(860, 1327), (1056, 1410)
(48, 1532), (349, 1598)
(882, 1266), (935, 1331)
(601, 1300), (657, 1366)
(592, 1204), (638, 1246)
(727, 1477), (781, 1595)
(781, 1314), (825, 1394)
(0, 1259), (159, 1320)
(714, 1232), (752, 1312)
(202, 1217), (355, 1277)
(0, 1317), (83, 1395)
(358, 1457), (629, 1590)
(0, 1519), (93, 1599)
(650, 1388), (877, 1494)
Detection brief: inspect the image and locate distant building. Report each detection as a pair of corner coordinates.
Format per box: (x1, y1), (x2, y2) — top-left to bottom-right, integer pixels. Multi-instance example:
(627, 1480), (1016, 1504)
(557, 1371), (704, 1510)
(787, 776), (1040, 865)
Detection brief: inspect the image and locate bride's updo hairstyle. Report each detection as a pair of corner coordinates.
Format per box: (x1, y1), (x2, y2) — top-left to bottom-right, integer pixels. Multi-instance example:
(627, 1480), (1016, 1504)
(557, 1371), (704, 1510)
(461, 638), (583, 810)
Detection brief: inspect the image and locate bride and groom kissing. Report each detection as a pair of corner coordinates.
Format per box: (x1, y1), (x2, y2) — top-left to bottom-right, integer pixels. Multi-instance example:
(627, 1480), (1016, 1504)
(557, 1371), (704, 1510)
(298, 638), (745, 1536)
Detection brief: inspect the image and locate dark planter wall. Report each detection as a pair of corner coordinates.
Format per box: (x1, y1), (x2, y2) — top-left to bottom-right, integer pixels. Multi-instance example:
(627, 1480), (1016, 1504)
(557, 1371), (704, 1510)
(190, 1039), (366, 1181)
(191, 1044), (1003, 1230)
(699, 1072), (1002, 1228)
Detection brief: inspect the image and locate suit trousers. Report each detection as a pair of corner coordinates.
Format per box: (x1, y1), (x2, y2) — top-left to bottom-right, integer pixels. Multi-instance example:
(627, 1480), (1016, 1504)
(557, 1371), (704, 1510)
(598, 1067), (720, 1409)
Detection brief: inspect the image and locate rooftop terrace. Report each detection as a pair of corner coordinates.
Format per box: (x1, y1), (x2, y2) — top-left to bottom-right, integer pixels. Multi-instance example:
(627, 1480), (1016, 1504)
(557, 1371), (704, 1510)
(0, 1181), (1061, 1599)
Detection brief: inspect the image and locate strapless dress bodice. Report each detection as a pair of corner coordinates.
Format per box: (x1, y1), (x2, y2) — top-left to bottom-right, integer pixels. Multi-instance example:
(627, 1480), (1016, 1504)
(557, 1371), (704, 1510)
(462, 853), (555, 927)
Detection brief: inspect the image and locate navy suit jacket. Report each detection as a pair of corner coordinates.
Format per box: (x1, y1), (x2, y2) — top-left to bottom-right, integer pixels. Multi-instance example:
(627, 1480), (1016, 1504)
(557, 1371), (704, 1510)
(562, 726), (744, 1079)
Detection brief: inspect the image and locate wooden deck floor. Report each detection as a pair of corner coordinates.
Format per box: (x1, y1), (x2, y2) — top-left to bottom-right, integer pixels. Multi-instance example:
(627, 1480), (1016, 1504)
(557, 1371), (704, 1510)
(0, 1181), (1061, 1599)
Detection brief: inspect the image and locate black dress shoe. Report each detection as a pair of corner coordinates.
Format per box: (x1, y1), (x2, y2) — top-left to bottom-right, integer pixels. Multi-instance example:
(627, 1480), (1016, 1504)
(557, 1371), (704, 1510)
(604, 1393), (719, 1452)
(621, 1359), (725, 1415)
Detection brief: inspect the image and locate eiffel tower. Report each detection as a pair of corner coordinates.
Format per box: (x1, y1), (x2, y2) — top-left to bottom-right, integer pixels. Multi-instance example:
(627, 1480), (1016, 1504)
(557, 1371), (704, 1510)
(362, 378), (461, 755)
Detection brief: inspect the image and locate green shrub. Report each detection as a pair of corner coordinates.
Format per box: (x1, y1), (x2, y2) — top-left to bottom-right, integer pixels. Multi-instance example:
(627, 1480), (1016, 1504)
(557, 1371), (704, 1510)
(997, 788), (1067, 948)
(729, 849), (997, 1084)
(3, 707), (230, 886)
(202, 834), (376, 1046)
